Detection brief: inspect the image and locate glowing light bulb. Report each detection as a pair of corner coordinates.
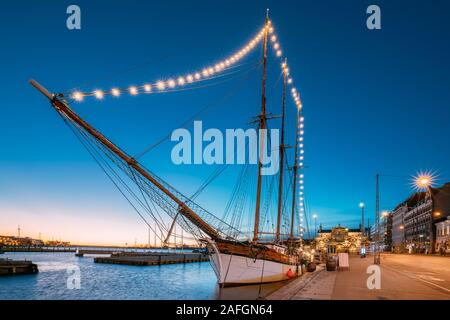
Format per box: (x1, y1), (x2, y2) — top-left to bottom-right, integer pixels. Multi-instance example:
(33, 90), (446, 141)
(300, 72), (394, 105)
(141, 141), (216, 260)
(72, 91), (84, 102)
(111, 88), (120, 97)
(271, 35), (277, 42)
(186, 75), (194, 83)
(288, 78), (293, 84)
(144, 84), (152, 92)
(94, 90), (104, 100)
(129, 86), (138, 95)
(194, 73), (201, 80)
(167, 79), (176, 88)
(202, 69), (209, 77)
(156, 81), (166, 90)
(274, 43), (280, 50)
(276, 50), (282, 57)
(177, 77), (185, 86)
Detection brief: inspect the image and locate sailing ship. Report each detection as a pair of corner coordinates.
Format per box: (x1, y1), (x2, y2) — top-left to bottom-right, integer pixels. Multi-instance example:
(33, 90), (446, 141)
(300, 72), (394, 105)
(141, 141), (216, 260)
(30, 12), (307, 286)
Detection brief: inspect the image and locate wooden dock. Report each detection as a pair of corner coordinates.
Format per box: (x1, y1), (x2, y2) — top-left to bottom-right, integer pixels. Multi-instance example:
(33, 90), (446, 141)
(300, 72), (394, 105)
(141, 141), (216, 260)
(0, 259), (39, 276)
(94, 252), (209, 266)
(75, 249), (119, 257)
(1, 246), (75, 253)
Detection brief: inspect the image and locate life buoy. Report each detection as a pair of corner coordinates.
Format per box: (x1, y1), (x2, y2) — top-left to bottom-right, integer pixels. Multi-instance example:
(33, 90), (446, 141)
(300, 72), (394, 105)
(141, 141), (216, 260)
(286, 268), (295, 279)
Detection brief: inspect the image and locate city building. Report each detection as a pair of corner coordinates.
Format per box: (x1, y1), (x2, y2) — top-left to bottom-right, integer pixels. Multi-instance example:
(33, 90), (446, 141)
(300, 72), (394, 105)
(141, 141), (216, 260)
(435, 217), (450, 254)
(400, 182), (450, 254)
(0, 236), (33, 246)
(314, 225), (364, 255)
(391, 203), (408, 253)
(0, 235), (46, 247)
(369, 213), (392, 252)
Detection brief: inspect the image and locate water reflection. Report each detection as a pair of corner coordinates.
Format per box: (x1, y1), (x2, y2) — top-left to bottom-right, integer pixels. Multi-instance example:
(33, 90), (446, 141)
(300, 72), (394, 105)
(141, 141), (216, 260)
(0, 252), (286, 300)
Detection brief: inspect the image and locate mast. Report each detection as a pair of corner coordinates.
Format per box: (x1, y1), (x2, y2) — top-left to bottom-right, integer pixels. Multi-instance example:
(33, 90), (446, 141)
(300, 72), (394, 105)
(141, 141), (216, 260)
(29, 79), (220, 240)
(276, 59), (287, 242)
(290, 106), (300, 239)
(253, 10), (270, 242)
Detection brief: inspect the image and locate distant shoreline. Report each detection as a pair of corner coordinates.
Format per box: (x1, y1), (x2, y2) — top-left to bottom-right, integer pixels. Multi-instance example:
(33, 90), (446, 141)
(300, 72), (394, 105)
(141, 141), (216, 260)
(0, 245), (202, 253)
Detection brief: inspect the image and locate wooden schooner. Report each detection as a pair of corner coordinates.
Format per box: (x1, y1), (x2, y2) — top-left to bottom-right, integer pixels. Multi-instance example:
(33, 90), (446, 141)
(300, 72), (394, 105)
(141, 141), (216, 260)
(30, 11), (306, 286)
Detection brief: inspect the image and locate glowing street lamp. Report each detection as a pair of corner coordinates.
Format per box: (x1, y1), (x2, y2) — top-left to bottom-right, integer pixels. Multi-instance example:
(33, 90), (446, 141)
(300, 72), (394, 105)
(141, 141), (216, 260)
(312, 214), (318, 237)
(412, 171), (436, 195)
(412, 171), (437, 253)
(359, 202), (365, 234)
(416, 176), (431, 189)
(359, 202), (366, 257)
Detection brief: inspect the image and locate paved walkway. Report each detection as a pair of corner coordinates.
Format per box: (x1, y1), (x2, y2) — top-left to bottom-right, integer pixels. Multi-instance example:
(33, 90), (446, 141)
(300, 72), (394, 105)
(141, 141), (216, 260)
(266, 265), (336, 300)
(266, 255), (450, 300)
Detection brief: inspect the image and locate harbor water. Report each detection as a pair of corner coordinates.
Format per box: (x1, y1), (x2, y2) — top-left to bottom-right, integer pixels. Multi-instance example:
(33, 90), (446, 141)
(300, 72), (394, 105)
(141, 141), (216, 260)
(0, 251), (284, 300)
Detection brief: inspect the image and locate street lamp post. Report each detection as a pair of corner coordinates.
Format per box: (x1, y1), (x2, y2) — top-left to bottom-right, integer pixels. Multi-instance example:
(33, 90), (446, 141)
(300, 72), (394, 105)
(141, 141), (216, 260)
(313, 214), (318, 238)
(359, 202), (365, 258)
(415, 174), (435, 254)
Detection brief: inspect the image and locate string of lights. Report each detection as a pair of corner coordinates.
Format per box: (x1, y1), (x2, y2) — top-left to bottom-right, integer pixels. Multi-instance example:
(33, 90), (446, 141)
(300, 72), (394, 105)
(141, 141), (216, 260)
(67, 18), (307, 240)
(70, 26), (267, 102)
(268, 23), (305, 240)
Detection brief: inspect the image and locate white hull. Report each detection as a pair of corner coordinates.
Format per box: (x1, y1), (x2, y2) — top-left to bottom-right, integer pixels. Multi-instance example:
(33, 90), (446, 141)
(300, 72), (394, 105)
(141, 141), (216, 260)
(205, 240), (300, 286)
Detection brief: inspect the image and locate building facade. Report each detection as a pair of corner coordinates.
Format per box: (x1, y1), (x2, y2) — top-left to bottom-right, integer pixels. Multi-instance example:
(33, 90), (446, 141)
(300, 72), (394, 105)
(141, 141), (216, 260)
(404, 196), (433, 253)
(396, 182), (450, 254)
(435, 217), (450, 254)
(391, 204), (408, 253)
(369, 214), (392, 252)
(315, 225), (364, 255)
(0, 236), (46, 247)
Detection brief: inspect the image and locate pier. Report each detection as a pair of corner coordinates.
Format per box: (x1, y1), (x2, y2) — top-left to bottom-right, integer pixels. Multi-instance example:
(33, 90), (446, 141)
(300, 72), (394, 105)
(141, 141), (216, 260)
(1, 246), (76, 253)
(94, 252), (209, 266)
(75, 249), (120, 257)
(0, 259), (39, 276)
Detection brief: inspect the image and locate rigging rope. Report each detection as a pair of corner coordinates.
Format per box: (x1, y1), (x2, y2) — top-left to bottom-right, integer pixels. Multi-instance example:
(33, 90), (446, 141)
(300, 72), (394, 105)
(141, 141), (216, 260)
(133, 62), (261, 160)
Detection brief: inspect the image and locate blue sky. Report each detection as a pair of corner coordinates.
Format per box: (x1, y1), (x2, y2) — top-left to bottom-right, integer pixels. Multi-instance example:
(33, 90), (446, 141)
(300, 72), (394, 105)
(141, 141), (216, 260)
(0, 0), (449, 244)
